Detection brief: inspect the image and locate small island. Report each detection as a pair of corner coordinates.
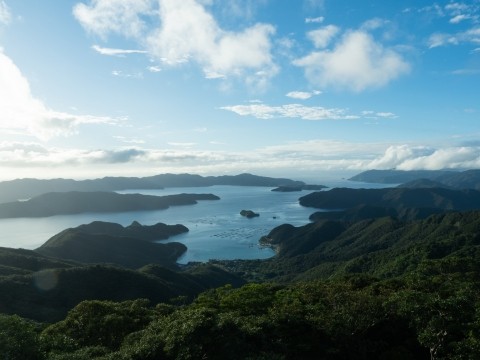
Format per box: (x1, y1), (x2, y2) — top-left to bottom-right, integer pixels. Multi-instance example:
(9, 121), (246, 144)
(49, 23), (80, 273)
(271, 184), (327, 192)
(240, 210), (260, 218)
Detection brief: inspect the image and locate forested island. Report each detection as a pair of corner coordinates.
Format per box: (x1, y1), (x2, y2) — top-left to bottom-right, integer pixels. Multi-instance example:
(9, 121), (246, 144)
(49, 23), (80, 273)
(1, 171), (480, 359)
(0, 191), (219, 218)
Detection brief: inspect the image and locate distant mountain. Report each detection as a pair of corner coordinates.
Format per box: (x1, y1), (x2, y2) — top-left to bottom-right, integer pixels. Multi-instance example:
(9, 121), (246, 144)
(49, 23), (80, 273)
(0, 191), (219, 218)
(349, 169), (455, 184)
(349, 169), (480, 190)
(0, 173), (305, 203)
(299, 187), (480, 212)
(435, 169), (480, 190)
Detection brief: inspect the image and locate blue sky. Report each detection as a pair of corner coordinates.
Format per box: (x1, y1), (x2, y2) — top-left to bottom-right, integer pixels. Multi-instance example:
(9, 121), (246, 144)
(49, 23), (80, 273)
(0, 0), (479, 181)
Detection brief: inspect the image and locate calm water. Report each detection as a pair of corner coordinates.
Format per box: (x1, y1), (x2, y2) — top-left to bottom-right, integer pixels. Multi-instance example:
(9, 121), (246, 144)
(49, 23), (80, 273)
(0, 181), (394, 263)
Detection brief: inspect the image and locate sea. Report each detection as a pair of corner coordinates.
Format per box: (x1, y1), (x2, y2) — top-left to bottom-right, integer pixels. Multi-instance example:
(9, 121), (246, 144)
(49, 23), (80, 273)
(0, 180), (393, 264)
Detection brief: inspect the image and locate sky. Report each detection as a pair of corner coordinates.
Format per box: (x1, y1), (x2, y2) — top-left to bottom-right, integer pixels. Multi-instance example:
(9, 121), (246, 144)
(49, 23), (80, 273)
(0, 0), (479, 181)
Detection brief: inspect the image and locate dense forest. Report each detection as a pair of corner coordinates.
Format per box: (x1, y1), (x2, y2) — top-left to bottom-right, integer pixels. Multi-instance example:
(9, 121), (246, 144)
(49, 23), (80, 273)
(1, 174), (480, 359)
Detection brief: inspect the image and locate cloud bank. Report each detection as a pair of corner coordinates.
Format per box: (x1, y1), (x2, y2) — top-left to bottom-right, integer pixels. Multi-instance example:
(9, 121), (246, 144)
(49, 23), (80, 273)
(2, 140), (479, 180)
(366, 145), (480, 170)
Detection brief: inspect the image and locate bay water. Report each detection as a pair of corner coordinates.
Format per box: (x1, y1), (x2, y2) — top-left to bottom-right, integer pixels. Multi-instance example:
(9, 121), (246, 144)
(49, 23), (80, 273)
(0, 181), (393, 263)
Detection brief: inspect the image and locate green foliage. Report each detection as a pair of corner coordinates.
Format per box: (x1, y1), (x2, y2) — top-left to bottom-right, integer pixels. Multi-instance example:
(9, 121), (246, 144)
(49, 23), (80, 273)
(3, 210), (480, 359)
(41, 299), (154, 353)
(0, 314), (43, 360)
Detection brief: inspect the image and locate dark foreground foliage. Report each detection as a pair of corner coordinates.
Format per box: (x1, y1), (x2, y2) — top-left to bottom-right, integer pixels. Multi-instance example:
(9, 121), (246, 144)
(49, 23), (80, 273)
(2, 262), (479, 360)
(2, 211), (480, 359)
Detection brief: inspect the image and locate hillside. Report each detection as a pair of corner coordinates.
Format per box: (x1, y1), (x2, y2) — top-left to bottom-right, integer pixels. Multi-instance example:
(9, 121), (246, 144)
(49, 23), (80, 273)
(299, 187), (480, 212)
(0, 173), (305, 203)
(0, 191), (219, 218)
(0, 263), (245, 322)
(35, 231), (187, 269)
(226, 210), (480, 283)
(5, 210), (479, 359)
(309, 205), (449, 222)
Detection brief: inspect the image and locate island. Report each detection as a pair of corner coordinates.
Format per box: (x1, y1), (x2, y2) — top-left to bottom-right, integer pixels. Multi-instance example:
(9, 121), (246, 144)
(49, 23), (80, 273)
(240, 210), (260, 218)
(0, 191), (220, 218)
(35, 221), (189, 269)
(271, 184), (327, 192)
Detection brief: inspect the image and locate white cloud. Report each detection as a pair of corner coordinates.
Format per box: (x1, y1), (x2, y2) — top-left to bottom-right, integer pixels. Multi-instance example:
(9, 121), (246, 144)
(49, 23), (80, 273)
(113, 136), (146, 144)
(221, 103), (358, 120)
(0, 0), (11, 25)
(73, 0), (154, 38)
(445, 2), (470, 13)
(426, 0), (480, 47)
(361, 18), (388, 31)
(0, 143), (207, 168)
(428, 33), (459, 48)
(452, 68), (480, 75)
(92, 45), (147, 56)
(285, 90), (321, 100)
(147, 0), (277, 80)
(305, 16), (324, 24)
(167, 142), (197, 148)
(222, 101), (399, 121)
(307, 25), (340, 48)
(75, 0), (277, 82)
(445, 2), (479, 23)
(147, 65), (162, 72)
(450, 14), (470, 23)
(294, 30), (410, 92)
(0, 50), (120, 141)
(376, 112), (397, 118)
(428, 27), (480, 48)
(111, 70), (143, 78)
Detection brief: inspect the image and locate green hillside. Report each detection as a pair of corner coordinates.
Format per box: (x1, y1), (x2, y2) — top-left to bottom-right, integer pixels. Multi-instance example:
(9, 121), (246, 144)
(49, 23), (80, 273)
(2, 209), (480, 358)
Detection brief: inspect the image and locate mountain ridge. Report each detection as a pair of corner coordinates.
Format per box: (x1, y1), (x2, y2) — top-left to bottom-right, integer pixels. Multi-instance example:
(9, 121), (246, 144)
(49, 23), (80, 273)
(0, 173), (306, 203)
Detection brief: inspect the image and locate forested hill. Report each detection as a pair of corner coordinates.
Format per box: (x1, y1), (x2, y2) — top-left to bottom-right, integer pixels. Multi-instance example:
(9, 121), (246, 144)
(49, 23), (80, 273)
(0, 173), (305, 203)
(3, 210), (480, 359)
(35, 221), (189, 269)
(299, 187), (480, 211)
(0, 191), (219, 218)
(251, 210), (480, 281)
